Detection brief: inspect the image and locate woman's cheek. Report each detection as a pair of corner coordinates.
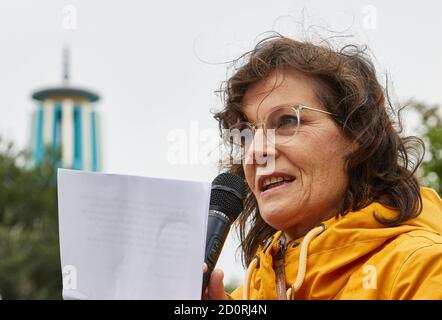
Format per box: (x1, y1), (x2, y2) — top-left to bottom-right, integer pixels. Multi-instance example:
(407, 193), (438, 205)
(243, 165), (255, 192)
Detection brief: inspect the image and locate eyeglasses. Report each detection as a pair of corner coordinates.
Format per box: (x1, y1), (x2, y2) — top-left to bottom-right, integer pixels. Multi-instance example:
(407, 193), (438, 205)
(224, 104), (336, 160)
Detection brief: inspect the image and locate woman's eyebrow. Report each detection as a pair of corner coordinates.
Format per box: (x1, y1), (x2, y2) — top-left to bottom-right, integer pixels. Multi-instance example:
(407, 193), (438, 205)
(243, 102), (296, 123)
(273, 102), (302, 108)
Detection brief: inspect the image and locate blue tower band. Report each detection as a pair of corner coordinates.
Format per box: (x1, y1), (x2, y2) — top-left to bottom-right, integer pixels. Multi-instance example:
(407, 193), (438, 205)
(30, 47), (102, 171)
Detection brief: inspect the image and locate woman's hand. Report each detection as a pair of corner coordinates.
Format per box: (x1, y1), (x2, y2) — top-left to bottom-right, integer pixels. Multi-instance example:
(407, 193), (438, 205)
(202, 263), (228, 300)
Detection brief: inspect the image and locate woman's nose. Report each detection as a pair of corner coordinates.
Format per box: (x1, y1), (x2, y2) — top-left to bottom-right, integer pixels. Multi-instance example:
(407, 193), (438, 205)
(244, 128), (277, 166)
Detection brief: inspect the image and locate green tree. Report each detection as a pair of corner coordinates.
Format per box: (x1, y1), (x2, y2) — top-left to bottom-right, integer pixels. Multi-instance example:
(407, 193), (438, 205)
(0, 139), (61, 299)
(411, 102), (442, 195)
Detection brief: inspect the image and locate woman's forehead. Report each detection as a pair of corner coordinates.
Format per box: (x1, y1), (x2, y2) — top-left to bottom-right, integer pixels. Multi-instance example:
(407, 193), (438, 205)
(242, 70), (324, 121)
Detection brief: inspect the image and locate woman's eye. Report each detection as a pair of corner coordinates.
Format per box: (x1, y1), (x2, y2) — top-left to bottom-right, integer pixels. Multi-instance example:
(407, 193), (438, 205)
(277, 115), (299, 128)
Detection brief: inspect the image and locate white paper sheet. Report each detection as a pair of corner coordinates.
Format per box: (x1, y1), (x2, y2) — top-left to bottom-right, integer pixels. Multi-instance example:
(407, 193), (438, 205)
(57, 169), (211, 300)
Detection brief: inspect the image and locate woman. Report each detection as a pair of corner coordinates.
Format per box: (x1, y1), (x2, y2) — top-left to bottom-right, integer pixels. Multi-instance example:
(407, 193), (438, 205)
(204, 34), (442, 299)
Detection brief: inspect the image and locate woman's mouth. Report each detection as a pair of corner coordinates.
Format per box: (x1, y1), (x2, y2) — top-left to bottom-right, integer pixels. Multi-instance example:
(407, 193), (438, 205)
(259, 175), (296, 193)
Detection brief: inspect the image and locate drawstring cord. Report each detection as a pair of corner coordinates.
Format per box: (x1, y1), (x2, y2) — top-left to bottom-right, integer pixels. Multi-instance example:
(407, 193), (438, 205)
(286, 224), (325, 299)
(242, 224), (326, 300)
(242, 256), (259, 300)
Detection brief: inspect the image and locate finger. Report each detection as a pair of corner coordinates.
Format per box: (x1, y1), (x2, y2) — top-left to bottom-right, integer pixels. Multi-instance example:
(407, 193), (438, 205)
(208, 269), (227, 300)
(202, 286), (210, 300)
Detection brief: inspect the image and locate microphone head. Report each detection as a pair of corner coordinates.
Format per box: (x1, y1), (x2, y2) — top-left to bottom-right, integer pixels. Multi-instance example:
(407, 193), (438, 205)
(209, 173), (247, 221)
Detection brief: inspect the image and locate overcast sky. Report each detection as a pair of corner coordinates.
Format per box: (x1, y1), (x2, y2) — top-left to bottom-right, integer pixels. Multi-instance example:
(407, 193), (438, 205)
(1, 0), (441, 287)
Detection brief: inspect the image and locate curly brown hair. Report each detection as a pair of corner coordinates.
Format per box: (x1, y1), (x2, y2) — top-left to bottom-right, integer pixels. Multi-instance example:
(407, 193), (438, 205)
(214, 33), (424, 267)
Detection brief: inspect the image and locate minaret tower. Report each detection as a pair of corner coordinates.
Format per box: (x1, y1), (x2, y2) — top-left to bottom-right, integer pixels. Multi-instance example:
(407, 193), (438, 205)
(30, 47), (102, 171)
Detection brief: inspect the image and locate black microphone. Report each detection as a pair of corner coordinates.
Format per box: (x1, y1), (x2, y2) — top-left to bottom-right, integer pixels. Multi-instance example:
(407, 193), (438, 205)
(201, 173), (247, 298)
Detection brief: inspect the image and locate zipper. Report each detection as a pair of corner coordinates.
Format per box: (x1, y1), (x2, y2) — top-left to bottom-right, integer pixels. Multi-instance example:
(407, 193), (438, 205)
(274, 233), (288, 300)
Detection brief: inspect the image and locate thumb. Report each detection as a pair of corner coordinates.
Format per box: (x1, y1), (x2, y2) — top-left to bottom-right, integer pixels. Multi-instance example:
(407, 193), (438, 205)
(208, 268), (227, 300)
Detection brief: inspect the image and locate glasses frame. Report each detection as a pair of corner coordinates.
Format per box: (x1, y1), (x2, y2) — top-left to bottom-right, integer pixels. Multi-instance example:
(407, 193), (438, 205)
(229, 103), (336, 143)
(224, 104), (337, 162)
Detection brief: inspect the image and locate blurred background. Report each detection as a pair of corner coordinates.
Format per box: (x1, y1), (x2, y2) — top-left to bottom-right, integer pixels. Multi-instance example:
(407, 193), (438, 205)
(0, 0), (441, 299)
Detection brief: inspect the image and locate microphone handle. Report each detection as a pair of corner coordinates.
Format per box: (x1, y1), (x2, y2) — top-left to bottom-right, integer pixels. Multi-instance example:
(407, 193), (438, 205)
(201, 210), (231, 298)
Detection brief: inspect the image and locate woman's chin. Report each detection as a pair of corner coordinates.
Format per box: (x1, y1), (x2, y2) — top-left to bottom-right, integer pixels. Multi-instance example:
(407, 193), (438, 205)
(259, 204), (299, 229)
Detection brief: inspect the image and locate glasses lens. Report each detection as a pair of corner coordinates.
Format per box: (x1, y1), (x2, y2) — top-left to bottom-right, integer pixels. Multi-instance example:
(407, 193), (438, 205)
(266, 106), (299, 144)
(223, 107), (300, 162)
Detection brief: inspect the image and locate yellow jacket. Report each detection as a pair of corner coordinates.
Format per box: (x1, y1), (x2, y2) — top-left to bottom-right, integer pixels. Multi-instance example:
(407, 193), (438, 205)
(230, 187), (442, 300)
